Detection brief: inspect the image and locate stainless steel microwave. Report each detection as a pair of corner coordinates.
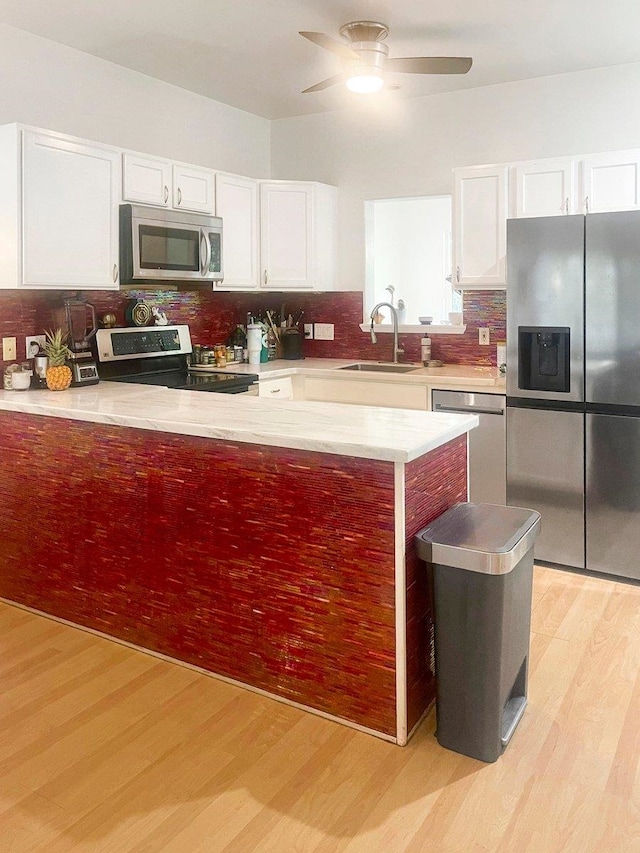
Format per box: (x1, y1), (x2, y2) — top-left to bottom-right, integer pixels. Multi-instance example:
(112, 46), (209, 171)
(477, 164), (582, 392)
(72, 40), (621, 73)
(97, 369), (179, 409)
(119, 204), (223, 284)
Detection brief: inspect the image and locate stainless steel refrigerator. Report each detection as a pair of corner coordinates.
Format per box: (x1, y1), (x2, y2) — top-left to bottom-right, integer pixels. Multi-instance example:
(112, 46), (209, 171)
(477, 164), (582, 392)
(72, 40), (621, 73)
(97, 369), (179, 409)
(506, 210), (640, 580)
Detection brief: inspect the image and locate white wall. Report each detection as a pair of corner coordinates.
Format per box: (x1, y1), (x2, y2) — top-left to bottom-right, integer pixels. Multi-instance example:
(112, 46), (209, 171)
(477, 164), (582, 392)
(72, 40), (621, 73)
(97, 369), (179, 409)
(271, 61), (640, 289)
(0, 24), (270, 177)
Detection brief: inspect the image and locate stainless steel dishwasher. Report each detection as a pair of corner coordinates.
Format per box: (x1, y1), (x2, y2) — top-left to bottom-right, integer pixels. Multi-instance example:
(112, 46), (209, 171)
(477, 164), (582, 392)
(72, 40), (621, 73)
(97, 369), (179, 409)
(431, 390), (507, 505)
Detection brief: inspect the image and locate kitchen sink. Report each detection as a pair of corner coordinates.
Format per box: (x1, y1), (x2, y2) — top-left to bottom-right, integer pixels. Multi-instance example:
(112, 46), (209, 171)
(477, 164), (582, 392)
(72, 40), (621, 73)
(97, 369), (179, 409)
(338, 363), (421, 374)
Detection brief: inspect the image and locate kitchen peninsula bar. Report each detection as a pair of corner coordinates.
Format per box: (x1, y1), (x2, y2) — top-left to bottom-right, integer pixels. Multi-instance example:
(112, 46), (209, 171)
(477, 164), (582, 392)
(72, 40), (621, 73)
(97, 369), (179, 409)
(0, 385), (476, 744)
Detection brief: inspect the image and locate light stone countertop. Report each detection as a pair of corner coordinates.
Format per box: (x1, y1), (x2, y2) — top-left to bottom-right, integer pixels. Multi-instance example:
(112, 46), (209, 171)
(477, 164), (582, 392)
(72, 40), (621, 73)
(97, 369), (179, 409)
(0, 379), (477, 463)
(192, 358), (506, 391)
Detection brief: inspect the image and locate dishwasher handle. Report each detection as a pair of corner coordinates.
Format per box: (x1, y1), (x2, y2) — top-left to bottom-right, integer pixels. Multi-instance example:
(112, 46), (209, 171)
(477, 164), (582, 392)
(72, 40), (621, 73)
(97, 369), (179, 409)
(434, 403), (505, 416)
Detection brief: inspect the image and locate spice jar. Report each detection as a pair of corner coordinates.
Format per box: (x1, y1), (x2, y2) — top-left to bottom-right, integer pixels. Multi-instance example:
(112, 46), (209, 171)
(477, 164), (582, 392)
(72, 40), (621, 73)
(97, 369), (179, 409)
(214, 344), (227, 367)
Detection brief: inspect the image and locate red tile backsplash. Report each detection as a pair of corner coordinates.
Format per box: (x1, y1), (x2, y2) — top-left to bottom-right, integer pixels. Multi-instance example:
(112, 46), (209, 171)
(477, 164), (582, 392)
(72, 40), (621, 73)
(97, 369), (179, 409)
(0, 287), (506, 369)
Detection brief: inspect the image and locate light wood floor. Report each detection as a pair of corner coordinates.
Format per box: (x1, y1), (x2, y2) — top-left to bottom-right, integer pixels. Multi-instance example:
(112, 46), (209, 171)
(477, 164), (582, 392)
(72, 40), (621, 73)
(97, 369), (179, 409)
(2, 565), (640, 852)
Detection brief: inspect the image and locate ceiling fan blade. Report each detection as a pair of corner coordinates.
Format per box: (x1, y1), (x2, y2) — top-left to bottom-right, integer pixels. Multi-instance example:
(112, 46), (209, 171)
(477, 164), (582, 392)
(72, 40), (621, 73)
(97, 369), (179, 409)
(302, 73), (347, 94)
(299, 31), (360, 62)
(386, 56), (473, 75)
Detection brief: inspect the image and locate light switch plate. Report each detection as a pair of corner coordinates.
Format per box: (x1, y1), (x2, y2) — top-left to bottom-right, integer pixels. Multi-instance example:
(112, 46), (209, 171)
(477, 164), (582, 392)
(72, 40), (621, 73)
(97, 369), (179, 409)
(314, 323), (335, 341)
(478, 328), (490, 346)
(304, 323), (314, 340)
(2, 337), (17, 361)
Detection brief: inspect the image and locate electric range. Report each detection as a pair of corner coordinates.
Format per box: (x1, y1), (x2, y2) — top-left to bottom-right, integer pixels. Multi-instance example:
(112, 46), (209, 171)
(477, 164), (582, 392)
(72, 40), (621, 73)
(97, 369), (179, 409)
(95, 325), (258, 394)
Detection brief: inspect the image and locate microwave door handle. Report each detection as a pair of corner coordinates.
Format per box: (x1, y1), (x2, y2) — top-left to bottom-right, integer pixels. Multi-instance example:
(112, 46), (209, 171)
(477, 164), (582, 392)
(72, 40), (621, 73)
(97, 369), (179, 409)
(200, 229), (212, 277)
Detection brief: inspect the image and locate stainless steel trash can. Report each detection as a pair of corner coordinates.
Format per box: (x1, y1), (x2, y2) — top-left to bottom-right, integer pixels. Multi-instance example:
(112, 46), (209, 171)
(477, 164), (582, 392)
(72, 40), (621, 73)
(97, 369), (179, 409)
(415, 503), (541, 763)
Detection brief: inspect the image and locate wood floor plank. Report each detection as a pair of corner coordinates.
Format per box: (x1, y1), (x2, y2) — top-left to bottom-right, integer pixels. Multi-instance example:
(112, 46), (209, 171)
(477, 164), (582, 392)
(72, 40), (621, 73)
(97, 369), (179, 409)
(3, 566), (640, 852)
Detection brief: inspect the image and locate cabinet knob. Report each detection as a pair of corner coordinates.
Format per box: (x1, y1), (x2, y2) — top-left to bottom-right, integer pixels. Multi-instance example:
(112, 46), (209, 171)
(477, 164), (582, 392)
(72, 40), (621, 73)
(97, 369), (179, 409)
(112, 264), (119, 283)
(177, 187), (182, 205)
(164, 185), (169, 204)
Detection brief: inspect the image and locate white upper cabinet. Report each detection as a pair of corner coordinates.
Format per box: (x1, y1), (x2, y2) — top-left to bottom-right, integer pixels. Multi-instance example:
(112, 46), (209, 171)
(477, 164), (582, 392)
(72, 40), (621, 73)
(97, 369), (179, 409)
(512, 159), (578, 217)
(122, 153), (171, 207)
(453, 166), (508, 289)
(21, 129), (120, 290)
(581, 151), (640, 213)
(122, 154), (214, 213)
(214, 173), (259, 290)
(260, 182), (337, 291)
(172, 164), (215, 213)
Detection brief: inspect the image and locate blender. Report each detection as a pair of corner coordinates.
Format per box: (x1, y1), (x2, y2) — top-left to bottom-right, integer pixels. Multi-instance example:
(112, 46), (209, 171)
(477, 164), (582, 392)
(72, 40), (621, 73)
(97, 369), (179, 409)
(52, 297), (100, 386)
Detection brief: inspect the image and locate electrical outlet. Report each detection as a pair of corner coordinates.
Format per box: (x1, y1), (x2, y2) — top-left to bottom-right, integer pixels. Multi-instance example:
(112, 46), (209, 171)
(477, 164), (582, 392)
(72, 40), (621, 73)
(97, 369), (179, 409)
(2, 336), (16, 361)
(478, 328), (490, 346)
(25, 335), (46, 359)
(304, 323), (314, 340)
(314, 323), (335, 341)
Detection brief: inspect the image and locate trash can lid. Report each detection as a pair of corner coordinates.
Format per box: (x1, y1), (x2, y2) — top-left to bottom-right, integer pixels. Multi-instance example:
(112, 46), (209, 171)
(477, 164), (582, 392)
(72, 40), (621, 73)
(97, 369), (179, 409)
(415, 503), (541, 575)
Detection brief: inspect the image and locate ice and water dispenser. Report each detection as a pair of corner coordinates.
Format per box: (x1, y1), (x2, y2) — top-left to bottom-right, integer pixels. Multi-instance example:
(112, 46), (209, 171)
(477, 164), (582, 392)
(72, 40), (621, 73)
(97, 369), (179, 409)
(517, 326), (570, 394)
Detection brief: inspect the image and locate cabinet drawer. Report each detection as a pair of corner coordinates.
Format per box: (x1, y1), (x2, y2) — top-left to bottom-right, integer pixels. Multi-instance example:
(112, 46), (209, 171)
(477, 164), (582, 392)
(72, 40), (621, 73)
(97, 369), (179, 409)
(259, 377), (293, 399)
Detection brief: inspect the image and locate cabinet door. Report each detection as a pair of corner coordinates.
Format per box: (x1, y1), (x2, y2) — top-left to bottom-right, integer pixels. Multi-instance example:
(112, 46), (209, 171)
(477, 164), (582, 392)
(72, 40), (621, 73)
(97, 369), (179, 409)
(452, 166), (508, 288)
(122, 153), (171, 206)
(260, 183), (314, 289)
(22, 131), (120, 289)
(214, 173), (259, 290)
(172, 164), (215, 213)
(581, 151), (640, 213)
(302, 376), (428, 409)
(512, 159), (577, 217)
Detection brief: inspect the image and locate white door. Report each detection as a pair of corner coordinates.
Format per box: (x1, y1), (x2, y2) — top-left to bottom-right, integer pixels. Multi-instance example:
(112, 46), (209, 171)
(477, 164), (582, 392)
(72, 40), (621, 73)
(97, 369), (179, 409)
(512, 159), (577, 217)
(260, 183), (314, 289)
(452, 166), (508, 288)
(172, 164), (215, 213)
(122, 153), (171, 206)
(22, 131), (120, 289)
(581, 151), (640, 213)
(214, 173), (259, 290)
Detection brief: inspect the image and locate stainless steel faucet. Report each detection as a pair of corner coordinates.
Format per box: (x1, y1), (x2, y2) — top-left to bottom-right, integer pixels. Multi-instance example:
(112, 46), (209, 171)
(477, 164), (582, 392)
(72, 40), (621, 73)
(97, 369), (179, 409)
(370, 302), (404, 363)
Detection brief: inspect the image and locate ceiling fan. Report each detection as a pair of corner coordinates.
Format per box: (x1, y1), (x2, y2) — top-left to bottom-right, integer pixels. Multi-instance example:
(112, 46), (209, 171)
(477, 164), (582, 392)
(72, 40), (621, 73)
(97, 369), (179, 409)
(300, 21), (472, 94)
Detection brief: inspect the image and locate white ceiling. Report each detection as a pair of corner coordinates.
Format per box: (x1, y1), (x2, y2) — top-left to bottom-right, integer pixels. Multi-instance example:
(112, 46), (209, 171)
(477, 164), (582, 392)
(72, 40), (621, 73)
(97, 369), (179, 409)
(1, 0), (640, 120)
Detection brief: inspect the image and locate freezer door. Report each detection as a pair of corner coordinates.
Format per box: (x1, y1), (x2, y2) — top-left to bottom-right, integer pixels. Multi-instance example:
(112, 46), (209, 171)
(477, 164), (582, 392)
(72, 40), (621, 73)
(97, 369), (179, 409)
(506, 215), (585, 403)
(586, 413), (640, 579)
(586, 210), (640, 406)
(507, 406), (584, 568)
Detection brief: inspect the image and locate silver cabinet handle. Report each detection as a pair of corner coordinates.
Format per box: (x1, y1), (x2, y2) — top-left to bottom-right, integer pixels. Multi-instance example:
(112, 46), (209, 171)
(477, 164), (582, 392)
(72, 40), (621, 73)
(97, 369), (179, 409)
(263, 269), (268, 285)
(270, 388), (281, 394)
(112, 264), (119, 283)
(163, 185), (169, 204)
(456, 266), (460, 283)
(177, 187), (182, 205)
(565, 197), (569, 214)
(585, 195), (590, 213)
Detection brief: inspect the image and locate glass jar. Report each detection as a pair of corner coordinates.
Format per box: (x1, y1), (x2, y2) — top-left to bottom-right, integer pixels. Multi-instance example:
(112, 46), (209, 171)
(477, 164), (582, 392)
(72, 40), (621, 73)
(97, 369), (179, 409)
(214, 344), (227, 367)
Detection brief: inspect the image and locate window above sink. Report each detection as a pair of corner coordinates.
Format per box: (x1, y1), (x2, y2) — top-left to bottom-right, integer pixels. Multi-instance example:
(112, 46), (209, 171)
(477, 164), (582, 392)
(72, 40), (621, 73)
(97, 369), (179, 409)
(363, 194), (464, 335)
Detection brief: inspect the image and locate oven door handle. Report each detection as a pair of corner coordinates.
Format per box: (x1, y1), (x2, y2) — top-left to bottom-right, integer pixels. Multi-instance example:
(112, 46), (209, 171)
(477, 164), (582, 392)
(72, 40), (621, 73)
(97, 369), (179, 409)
(200, 229), (212, 277)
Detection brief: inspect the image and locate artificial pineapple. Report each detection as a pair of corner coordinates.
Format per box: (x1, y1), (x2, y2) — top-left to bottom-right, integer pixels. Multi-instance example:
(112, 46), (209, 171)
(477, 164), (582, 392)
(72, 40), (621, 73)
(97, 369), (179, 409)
(43, 328), (72, 391)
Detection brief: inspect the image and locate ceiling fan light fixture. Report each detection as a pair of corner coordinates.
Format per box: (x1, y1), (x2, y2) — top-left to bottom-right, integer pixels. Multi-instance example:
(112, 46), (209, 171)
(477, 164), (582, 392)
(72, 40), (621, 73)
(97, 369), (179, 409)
(345, 68), (384, 94)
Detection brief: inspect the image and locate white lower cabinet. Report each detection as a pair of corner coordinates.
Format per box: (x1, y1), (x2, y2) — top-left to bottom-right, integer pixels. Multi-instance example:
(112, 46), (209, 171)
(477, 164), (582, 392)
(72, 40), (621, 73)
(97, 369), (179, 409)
(259, 376), (294, 399)
(302, 376), (428, 409)
(19, 129), (120, 289)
